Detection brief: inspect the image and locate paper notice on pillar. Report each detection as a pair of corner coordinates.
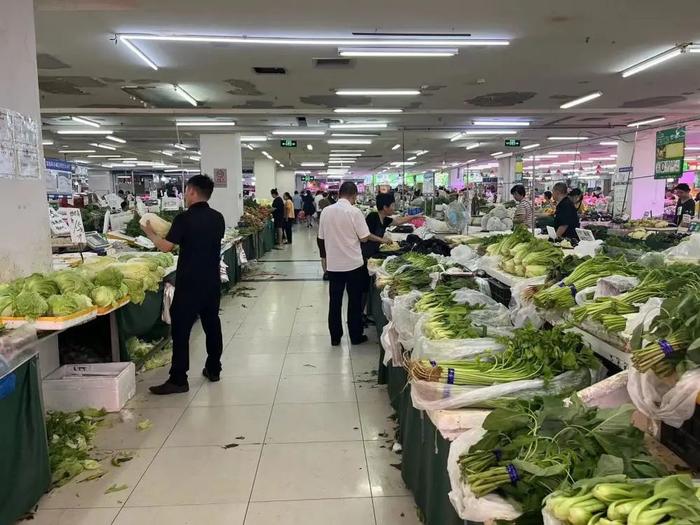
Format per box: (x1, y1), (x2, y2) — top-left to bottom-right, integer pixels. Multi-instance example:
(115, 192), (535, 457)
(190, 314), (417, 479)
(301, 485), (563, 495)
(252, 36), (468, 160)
(213, 168), (228, 187)
(16, 145), (40, 178)
(0, 141), (16, 178)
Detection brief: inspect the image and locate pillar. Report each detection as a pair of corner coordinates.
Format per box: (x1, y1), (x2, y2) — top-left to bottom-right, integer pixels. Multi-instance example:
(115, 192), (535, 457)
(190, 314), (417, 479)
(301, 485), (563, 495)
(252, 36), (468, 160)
(498, 156), (516, 202)
(276, 170), (296, 197)
(0, 0), (52, 282)
(253, 158), (277, 201)
(449, 168), (464, 191)
(615, 132), (665, 219)
(200, 134), (243, 227)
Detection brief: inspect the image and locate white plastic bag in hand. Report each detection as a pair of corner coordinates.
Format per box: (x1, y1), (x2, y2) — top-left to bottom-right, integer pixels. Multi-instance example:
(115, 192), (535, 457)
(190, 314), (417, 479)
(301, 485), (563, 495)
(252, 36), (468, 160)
(627, 368), (700, 428)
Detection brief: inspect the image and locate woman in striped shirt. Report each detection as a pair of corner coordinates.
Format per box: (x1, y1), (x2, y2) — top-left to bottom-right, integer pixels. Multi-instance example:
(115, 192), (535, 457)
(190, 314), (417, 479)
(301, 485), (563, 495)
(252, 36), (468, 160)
(510, 184), (534, 229)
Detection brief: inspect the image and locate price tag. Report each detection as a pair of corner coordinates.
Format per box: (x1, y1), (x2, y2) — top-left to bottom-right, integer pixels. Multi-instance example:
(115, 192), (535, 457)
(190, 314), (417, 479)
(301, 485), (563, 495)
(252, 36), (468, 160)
(58, 207), (86, 243)
(161, 197), (180, 211)
(576, 228), (596, 242)
(677, 213), (693, 233)
(546, 226), (557, 240)
(48, 207), (70, 236)
(135, 197), (147, 216)
(236, 243), (248, 265)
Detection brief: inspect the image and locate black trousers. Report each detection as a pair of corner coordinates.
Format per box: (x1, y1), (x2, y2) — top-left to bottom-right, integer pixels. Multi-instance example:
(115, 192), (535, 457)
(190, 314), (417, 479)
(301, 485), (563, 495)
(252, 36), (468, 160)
(285, 219), (293, 243)
(169, 287), (222, 385)
(327, 265), (366, 343)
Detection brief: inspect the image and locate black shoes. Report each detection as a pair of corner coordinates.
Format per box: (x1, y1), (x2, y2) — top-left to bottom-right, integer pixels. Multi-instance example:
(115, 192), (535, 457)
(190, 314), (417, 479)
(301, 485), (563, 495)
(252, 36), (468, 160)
(202, 368), (221, 382)
(351, 335), (369, 345)
(331, 339), (341, 347)
(149, 381), (189, 395)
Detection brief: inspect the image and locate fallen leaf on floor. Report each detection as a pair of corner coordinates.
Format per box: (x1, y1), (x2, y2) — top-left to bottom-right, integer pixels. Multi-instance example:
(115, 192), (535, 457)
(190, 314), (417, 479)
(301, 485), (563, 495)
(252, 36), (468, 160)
(303, 363), (317, 368)
(353, 427), (359, 430)
(104, 483), (128, 494)
(136, 419), (153, 431)
(111, 452), (134, 467)
(222, 443), (239, 449)
(78, 470), (106, 483)
(390, 463), (402, 470)
(378, 432), (388, 438)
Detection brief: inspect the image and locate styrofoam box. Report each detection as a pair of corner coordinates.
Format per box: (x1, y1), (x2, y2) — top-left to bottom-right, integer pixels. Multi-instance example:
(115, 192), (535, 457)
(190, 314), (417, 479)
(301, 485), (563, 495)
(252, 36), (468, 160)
(42, 362), (136, 413)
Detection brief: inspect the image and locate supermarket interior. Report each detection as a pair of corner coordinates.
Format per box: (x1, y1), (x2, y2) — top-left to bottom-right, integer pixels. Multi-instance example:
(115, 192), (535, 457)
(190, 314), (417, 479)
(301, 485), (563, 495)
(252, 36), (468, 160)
(2, 1), (700, 524)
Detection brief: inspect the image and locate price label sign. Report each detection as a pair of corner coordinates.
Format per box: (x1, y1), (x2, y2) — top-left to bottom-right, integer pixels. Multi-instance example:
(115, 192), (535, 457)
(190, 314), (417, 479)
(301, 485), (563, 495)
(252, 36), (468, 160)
(546, 226), (557, 240)
(236, 243), (248, 265)
(576, 228), (596, 242)
(58, 207), (87, 243)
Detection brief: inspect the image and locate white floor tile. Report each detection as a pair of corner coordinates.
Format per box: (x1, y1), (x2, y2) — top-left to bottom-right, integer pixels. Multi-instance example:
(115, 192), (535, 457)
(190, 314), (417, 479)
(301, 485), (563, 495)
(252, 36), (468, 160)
(359, 401), (397, 441)
(373, 496), (422, 525)
(23, 508), (120, 525)
(126, 445), (260, 506)
(93, 407), (185, 450)
(165, 405), (271, 446)
(114, 503), (247, 525)
(355, 383), (391, 403)
(190, 375), (279, 406)
(219, 353), (285, 377)
(291, 320), (331, 336)
(128, 373), (204, 409)
(245, 498), (375, 525)
(266, 402), (361, 443)
(251, 442), (371, 501)
(365, 442), (410, 497)
(275, 374), (357, 403)
(226, 335), (290, 355)
(282, 352), (353, 375)
(286, 334), (343, 353)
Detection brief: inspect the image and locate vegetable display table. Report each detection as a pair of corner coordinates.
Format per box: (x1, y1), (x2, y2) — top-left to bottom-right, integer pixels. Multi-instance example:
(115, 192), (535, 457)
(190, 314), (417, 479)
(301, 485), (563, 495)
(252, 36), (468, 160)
(0, 357), (51, 525)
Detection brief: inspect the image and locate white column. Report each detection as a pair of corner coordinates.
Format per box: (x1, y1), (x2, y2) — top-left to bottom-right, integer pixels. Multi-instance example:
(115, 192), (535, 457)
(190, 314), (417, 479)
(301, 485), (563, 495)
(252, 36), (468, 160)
(448, 168), (463, 190)
(498, 156), (516, 202)
(253, 158), (277, 201)
(200, 134), (243, 227)
(276, 170), (296, 196)
(0, 0), (52, 282)
(615, 132), (665, 219)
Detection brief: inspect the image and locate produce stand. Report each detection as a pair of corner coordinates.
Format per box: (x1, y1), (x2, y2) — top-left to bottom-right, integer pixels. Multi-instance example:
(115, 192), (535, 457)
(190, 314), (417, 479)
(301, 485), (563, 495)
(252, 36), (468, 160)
(0, 307), (97, 331)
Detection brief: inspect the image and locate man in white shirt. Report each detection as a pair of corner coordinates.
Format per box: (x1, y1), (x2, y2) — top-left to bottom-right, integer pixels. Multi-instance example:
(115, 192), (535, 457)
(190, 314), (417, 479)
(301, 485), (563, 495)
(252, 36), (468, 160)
(318, 182), (388, 345)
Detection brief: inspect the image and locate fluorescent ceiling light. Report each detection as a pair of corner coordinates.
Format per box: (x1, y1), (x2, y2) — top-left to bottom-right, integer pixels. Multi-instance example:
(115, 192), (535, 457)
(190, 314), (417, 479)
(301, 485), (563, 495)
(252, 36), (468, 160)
(415, 150), (428, 156)
(391, 161), (416, 166)
(494, 153), (512, 159)
(465, 142), (480, 150)
(547, 136), (588, 141)
(262, 151), (273, 159)
(560, 91), (603, 109)
(329, 153), (362, 157)
(331, 133), (379, 137)
(550, 151), (580, 155)
(330, 123), (388, 130)
(295, 171), (311, 175)
(473, 120), (530, 127)
(74, 160), (89, 164)
(588, 156), (617, 161)
(327, 139), (372, 145)
(70, 116), (100, 128)
(326, 175), (345, 179)
(490, 151), (504, 157)
(331, 149), (365, 152)
(685, 146), (700, 151)
(407, 156), (417, 161)
(173, 84), (198, 107)
(339, 48), (458, 57)
(88, 155), (118, 158)
(391, 143), (401, 150)
(627, 117), (665, 127)
(600, 141), (619, 146)
(165, 168), (200, 173)
(59, 149), (96, 154)
(176, 120), (236, 127)
(121, 33), (509, 47)
(464, 130), (517, 136)
(306, 144), (313, 151)
(160, 151), (174, 156)
(621, 46), (684, 78)
(117, 157), (137, 161)
(334, 108), (402, 114)
(276, 161), (284, 167)
(335, 89), (420, 96)
(241, 136), (268, 142)
(56, 130), (112, 135)
(119, 37), (159, 70)
(189, 156), (201, 161)
(245, 144), (255, 151)
(172, 143), (188, 150)
(42, 140), (54, 145)
(301, 162), (325, 167)
(90, 143), (116, 151)
(105, 135), (126, 143)
(271, 129), (325, 135)
(522, 143), (540, 150)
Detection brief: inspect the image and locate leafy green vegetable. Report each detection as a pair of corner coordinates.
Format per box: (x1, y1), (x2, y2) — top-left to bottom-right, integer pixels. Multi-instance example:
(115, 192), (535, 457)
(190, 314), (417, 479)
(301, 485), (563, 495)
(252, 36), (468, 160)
(90, 286), (117, 308)
(13, 290), (49, 318)
(51, 270), (94, 296)
(22, 273), (60, 298)
(94, 267), (123, 288)
(104, 483), (129, 494)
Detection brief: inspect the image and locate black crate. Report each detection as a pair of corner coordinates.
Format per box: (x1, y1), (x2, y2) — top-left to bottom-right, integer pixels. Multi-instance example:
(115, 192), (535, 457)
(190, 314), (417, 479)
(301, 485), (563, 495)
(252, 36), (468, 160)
(487, 277), (512, 307)
(660, 406), (700, 470)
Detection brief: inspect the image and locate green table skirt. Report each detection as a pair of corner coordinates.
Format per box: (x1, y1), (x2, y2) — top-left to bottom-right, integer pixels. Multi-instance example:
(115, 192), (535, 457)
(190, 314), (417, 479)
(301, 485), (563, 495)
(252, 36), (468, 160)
(0, 358), (51, 525)
(117, 284), (169, 361)
(367, 277), (390, 385)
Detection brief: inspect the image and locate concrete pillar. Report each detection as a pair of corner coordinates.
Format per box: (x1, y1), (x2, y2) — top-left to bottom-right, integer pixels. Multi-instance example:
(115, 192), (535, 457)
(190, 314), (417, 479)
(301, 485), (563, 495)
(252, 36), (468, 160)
(615, 132), (665, 219)
(498, 156), (516, 202)
(449, 168), (464, 191)
(200, 134), (243, 227)
(253, 158), (277, 201)
(0, 0), (52, 282)
(276, 170), (296, 197)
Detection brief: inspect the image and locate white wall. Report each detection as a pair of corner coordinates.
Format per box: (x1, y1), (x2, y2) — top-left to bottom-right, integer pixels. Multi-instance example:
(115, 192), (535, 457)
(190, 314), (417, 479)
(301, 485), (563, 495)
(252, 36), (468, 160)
(253, 158), (277, 201)
(276, 170), (296, 197)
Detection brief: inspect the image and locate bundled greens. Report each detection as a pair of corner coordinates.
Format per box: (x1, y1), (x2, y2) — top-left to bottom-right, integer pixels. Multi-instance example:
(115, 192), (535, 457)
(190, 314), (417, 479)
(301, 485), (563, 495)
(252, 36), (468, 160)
(378, 253), (456, 297)
(412, 278), (484, 339)
(458, 398), (665, 523)
(545, 474), (700, 525)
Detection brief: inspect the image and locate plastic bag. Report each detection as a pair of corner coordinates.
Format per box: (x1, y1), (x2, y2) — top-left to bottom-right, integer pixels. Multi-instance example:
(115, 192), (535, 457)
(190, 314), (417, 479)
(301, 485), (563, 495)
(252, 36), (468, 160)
(622, 297), (663, 340)
(627, 368), (700, 428)
(380, 320), (402, 366)
(664, 232), (700, 261)
(452, 289), (513, 330)
(452, 289), (499, 307)
(448, 244), (479, 267)
(475, 277), (492, 297)
(412, 324), (504, 362)
(447, 428), (522, 522)
(573, 239), (604, 258)
(161, 282), (175, 325)
(425, 216), (452, 233)
(594, 275), (639, 298)
(410, 368), (593, 411)
(509, 276), (546, 328)
(220, 260), (229, 283)
(380, 287), (394, 321)
(445, 200), (469, 233)
(391, 290), (425, 350)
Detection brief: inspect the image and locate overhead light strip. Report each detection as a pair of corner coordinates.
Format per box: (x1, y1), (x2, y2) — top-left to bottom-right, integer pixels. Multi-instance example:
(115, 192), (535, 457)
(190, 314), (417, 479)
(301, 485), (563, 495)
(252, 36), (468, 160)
(338, 48), (458, 57)
(105, 135), (126, 143)
(176, 120), (236, 127)
(627, 117), (665, 127)
(271, 129), (326, 135)
(327, 139), (372, 145)
(621, 45), (686, 78)
(70, 116), (101, 128)
(119, 37), (159, 70)
(330, 123), (388, 129)
(334, 108), (402, 114)
(335, 89), (420, 96)
(173, 84), (199, 107)
(560, 91), (603, 109)
(521, 143), (540, 150)
(473, 120), (529, 127)
(56, 130), (113, 135)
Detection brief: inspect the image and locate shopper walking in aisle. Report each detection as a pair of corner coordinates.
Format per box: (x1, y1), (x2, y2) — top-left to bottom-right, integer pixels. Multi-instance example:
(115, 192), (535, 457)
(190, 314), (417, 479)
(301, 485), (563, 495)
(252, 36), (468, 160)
(283, 192), (294, 244)
(510, 184), (534, 229)
(302, 190), (316, 228)
(271, 188), (285, 249)
(292, 190), (302, 223)
(552, 181), (580, 240)
(141, 175), (225, 394)
(318, 182), (389, 346)
(314, 190), (324, 225)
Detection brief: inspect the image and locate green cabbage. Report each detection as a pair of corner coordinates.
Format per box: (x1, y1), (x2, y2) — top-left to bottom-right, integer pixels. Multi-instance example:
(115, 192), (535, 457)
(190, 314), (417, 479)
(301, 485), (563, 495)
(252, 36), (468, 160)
(14, 290), (49, 319)
(94, 267), (123, 288)
(90, 286), (117, 308)
(0, 295), (14, 317)
(22, 273), (60, 298)
(65, 292), (93, 310)
(77, 257), (118, 280)
(52, 270), (94, 296)
(123, 278), (145, 305)
(47, 295), (80, 316)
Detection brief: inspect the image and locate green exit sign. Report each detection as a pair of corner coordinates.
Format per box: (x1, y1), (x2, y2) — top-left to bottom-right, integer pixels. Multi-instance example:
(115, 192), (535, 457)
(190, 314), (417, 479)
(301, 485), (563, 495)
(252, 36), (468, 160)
(280, 139), (297, 148)
(504, 139), (521, 147)
(302, 175), (315, 182)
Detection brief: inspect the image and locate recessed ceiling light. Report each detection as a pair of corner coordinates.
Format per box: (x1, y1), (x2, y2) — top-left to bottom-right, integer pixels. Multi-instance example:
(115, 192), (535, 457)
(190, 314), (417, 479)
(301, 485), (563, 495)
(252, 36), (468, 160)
(330, 149), (365, 153)
(59, 149), (96, 154)
(522, 143), (540, 150)
(465, 143), (480, 150)
(338, 48), (459, 57)
(334, 108), (402, 114)
(240, 136), (268, 142)
(56, 130), (113, 135)
(271, 129), (326, 135)
(105, 135), (126, 143)
(621, 46), (684, 78)
(327, 139), (372, 145)
(627, 117), (665, 127)
(391, 143), (401, 150)
(306, 144), (313, 151)
(560, 91), (603, 109)
(335, 89), (420, 96)
(301, 162), (325, 167)
(173, 84), (198, 107)
(407, 156), (417, 161)
(176, 120), (236, 127)
(490, 151), (504, 157)
(70, 116), (101, 128)
(547, 136), (588, 141)
(473, 120), (530, 127)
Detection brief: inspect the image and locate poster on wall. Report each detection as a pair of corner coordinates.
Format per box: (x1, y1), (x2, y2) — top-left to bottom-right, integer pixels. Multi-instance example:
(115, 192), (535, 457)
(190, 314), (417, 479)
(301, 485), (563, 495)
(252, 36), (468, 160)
(213, 168), (228, 187)
(0, 108), (41, 179)
(44, 158), (74, 194)
(654, 127), (685, 179)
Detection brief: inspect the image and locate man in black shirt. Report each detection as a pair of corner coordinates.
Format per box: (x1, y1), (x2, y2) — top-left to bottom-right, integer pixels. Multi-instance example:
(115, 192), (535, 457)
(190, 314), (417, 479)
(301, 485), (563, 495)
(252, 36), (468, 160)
(552, 181), (580, 240)
(271, 188), (285, 249)
(362, 192), (419, 259)
(673, 183), (695, 225)
(142, 175), (225, 395)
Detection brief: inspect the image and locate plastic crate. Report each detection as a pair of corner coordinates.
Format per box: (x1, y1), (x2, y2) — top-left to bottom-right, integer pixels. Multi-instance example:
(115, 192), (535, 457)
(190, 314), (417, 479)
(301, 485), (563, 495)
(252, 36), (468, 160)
(487, 277), (512, 306)
(42, 362), (135, 413)
(660, 406), (700, 470)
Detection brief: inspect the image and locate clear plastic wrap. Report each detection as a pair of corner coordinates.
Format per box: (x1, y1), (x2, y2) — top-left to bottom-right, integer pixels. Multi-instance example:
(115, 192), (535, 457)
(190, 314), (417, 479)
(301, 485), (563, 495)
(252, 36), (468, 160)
(663, 232), (700, 261)
(449, 244), (479, 267)
(391, 290), (425, 351)
(380, 287), (394, 321)
(594, 275), (639, 298)
(509, 276), (547, 328)
(627, 368), (700, 428)
(380, 320), (402, 366)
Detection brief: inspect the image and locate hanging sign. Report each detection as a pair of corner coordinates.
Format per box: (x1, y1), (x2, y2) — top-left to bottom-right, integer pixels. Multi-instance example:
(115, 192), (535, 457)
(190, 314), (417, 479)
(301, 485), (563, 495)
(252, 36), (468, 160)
(280, 139), (297, 148)
(58, 208), (87, 243)
(654, 127), (685, 179)
(504, 139), (521, 147)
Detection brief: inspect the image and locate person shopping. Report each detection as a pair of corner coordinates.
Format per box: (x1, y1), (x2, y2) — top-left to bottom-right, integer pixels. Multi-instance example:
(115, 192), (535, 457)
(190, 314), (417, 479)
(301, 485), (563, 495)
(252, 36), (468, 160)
(302, 190), (316, 228)
(141, 175), (225, 394)
(552, 181), (580, 240)
(292, 190), (302, 223)
(318, 182), (389, 346)
(673, 183), (695, 225)
(510, 184), (534, 229)
(271, 188), (285, 248)
(283, 192), (295, 244)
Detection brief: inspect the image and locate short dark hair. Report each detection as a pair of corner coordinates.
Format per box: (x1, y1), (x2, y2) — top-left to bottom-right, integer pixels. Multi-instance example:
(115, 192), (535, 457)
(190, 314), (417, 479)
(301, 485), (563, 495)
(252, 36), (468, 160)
(376, 192), (395, 211)
(294, 190), (299, 194)
(186, 174), (215, 199)
(510, 184), (526, 197)
(544, 191), (552, 199)
(339, 181), (358, 197)
(270, 188), (279, 196)
(675, 183), (691, 192)
(568, 188), (583, 198)
(552, 182), (568, 195)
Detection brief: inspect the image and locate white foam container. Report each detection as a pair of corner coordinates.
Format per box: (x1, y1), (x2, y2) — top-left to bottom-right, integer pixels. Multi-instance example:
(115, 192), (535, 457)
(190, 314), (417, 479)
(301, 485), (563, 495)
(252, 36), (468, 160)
(42, 362), (136, 413)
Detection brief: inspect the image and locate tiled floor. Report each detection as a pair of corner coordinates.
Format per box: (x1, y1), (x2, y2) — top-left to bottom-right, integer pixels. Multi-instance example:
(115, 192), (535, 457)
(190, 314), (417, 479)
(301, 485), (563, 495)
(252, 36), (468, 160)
(28, 228), (420, 525)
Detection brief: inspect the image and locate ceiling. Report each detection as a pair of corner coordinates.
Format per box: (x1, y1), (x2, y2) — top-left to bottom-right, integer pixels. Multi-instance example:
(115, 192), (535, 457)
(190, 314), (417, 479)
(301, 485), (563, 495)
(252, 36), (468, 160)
(34, 0), (700, 177)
